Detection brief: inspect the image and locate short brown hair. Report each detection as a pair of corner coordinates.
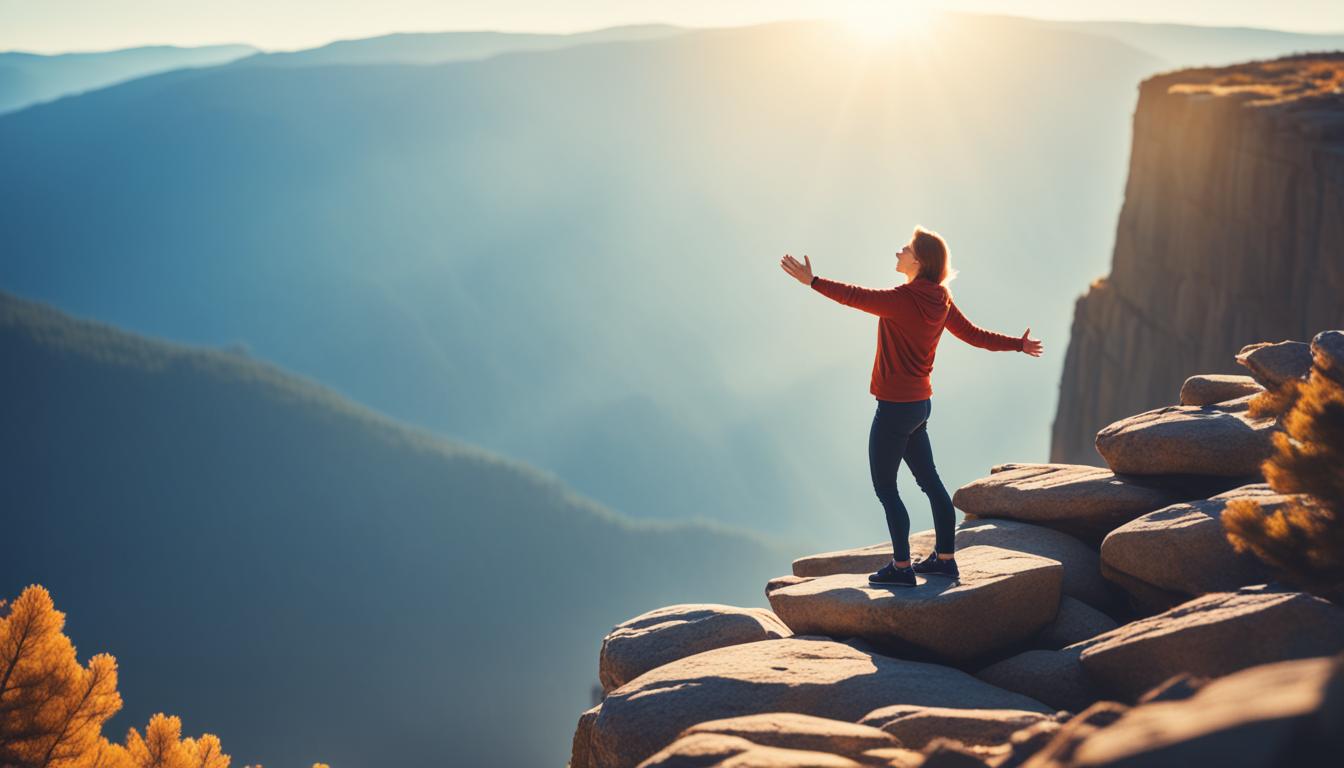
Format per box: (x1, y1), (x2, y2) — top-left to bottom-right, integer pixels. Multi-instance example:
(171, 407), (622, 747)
(911, 226), (953, 285)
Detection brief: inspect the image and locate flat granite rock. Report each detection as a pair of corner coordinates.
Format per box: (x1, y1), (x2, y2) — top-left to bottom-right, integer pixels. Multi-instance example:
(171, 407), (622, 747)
(1094, 395), (1277, 477)
(1100, 484), (1291, 610)
(795, 520), (1114, 611)
(576, 637), (1051, 768)
(599, 604), (792, 693)
(951, 464), (1184, 547)
(1073, 586), (1344, 701)
(1179, 374), (1264, 406)
(794, 519), (1112, 609)
(1067, 654), (1344, 767)
(769, 545), (1063, 664)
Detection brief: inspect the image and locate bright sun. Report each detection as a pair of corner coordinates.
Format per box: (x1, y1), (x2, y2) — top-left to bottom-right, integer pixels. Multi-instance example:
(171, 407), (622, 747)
(836, 0), (937, 41)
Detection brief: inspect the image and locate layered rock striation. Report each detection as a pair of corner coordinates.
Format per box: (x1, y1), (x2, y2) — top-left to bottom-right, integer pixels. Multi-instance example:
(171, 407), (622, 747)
(1052, 54), (1344, 465)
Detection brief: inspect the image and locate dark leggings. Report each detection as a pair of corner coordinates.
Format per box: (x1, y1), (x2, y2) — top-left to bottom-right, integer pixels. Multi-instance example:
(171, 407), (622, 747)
(868, 398), (957, 562)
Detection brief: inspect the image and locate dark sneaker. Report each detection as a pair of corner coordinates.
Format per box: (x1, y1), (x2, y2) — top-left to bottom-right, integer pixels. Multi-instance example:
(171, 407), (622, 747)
(912, 550), (959, 579)
(868, 560), (916, 588)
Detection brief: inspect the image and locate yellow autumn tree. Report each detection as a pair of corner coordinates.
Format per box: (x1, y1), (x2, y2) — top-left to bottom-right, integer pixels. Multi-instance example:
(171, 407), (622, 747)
(1, 586), (328, 768)
(0, 585), (122, 768)
(1223, 344), (1344, 603)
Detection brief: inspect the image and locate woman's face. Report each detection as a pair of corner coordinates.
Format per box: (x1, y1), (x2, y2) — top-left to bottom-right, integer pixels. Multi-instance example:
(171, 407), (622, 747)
(896, 241), (920, 276)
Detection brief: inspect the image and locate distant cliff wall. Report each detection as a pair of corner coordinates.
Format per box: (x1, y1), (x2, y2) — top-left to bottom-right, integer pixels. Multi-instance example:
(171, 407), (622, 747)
(1051, 54), (1344, 465)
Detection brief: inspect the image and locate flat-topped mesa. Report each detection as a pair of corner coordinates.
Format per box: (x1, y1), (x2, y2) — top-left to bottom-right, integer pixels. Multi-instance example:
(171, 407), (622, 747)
(1051, 53), (1344, 466)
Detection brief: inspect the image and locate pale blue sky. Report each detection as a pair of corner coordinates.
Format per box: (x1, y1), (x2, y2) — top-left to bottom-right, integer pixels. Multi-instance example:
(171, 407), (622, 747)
(3, 0), (1342, 53)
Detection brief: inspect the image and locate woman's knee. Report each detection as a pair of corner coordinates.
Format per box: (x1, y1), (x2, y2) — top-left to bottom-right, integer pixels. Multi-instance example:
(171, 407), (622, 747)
(872, 480), (902, 507)
(912, 467), (946, 495)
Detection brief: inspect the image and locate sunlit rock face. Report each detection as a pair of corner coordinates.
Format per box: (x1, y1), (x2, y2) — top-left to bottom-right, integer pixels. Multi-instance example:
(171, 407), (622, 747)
(1051, 54), (1344, 466)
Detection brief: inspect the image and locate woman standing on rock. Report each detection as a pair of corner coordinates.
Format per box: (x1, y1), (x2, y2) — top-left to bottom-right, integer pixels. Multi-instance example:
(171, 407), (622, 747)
(780, 226), (1043, 588)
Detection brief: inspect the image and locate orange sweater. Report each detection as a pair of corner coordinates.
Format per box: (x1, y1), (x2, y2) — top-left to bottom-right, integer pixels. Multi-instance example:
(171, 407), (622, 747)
(811, 274), (1023, 402)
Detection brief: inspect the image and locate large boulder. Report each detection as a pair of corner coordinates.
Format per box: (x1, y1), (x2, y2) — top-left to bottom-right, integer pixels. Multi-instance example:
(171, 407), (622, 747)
(1235, 340), (1312, 390)
(974, 649), (1102, 714)
(1073, 586), (1344, 701)
(599, 604), (792, 693)
(858, 705), (1055, 750)
(792, 530), (937, 577)
(1033, 596), (1118, 650)
(1064, 654), (1344, 767)
(1099, 485), (1291, 611)
(768, 545), (1063, 664)
(577, 637), (1051, 768)
(1093, 395), (1277, 477)
(1179, 374), (1264, 406)
(951, 464), (1184, 547)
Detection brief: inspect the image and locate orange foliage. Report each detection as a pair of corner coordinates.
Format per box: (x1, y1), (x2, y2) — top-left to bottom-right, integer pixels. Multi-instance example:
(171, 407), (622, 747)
(1223, 355), (1344, 603)
(0, 586), (329, 768)
(0, 585), (121, 768)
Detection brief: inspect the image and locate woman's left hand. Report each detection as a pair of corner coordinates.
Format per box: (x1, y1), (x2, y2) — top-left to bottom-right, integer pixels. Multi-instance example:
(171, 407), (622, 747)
(1022, 327), (1044, 357)
(781, 253), (814, 285)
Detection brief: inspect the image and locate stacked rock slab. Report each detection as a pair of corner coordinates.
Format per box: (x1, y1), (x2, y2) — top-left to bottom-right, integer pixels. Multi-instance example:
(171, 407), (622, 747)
(791, 519), (1111, 611)
(1178, 373), (1263, 405)
(1099, 484), (1293, 612)
(1051, 54), (1344, 466)
(950, 463), (1186, 547)
(1088, 331), (1329, 611)
(1093, 394), (1276, 478)
(1071, 585), (1344, 702)
(768, 545), (1063, 665)
(574, 637), (1052, 768)
(1235, 340), (1314, 389)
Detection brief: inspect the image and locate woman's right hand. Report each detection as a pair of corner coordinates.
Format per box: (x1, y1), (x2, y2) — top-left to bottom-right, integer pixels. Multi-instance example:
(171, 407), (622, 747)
(781, 254), (814, 285)
(1021, 327), (1043, 357)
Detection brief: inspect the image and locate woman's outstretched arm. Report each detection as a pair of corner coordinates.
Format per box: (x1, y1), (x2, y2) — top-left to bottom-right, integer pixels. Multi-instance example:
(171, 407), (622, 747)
(946, 301), (1043, 356)
(780, 253), (910, 317)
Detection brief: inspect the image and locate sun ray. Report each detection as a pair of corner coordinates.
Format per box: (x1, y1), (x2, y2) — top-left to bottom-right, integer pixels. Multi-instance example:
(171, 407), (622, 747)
(836, 0), (938, 42)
